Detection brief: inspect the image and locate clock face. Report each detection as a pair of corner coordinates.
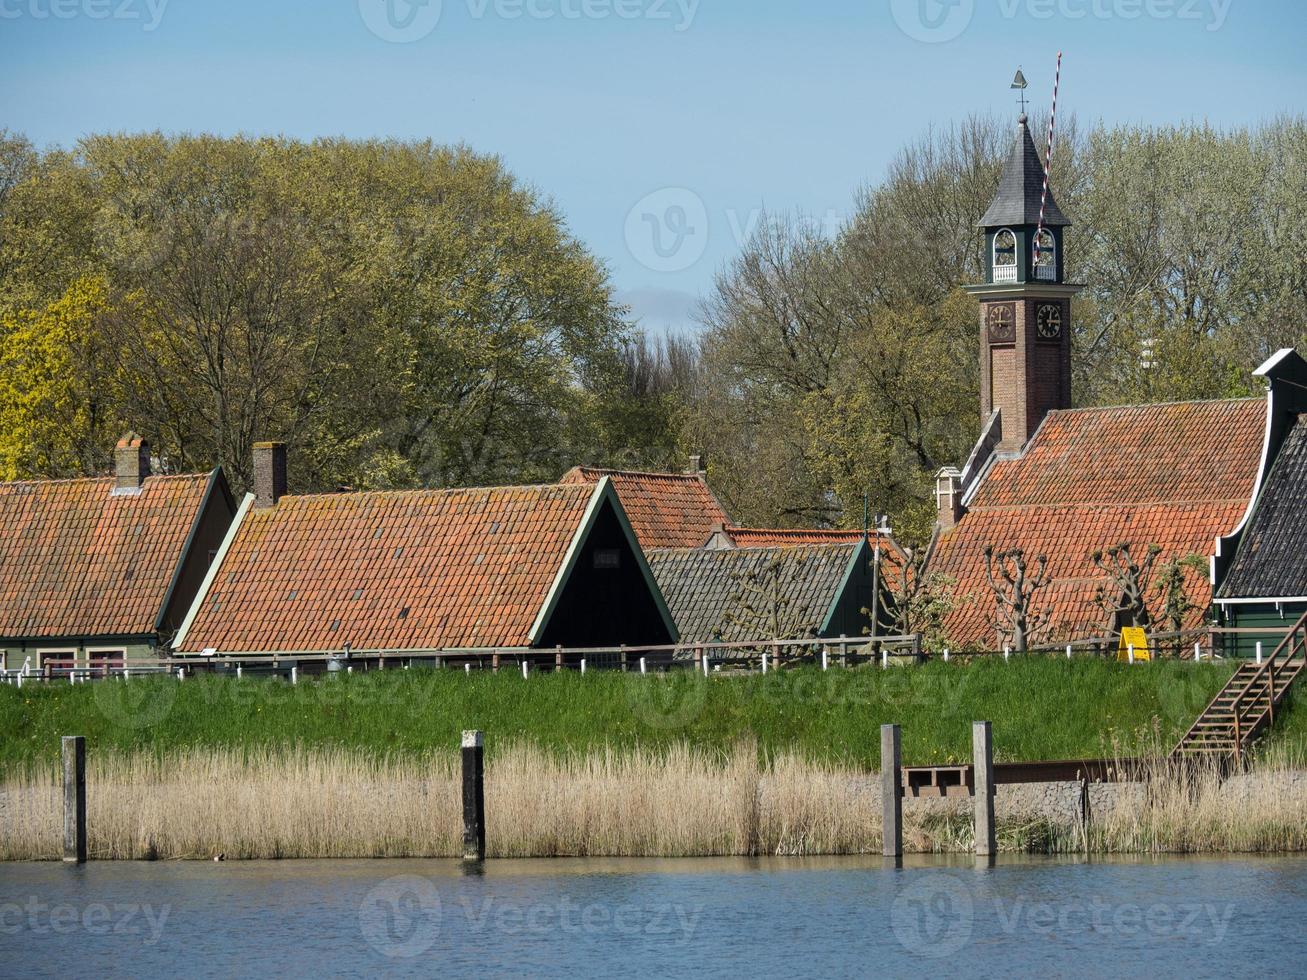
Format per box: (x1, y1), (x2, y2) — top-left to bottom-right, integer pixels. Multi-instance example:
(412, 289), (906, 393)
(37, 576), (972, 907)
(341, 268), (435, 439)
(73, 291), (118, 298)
(1036, 303), (1063, 340)
(987, 303), (1016, 344)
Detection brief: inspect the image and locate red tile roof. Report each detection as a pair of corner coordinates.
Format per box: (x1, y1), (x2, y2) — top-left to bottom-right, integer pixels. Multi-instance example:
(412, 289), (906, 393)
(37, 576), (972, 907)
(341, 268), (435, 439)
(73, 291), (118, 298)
(724, 528), (868, 548)
(176, 483), (599, 654)
(559, 466), (730, 550)
(0, 474), (215, 639)
(929, 399), (1265, 648)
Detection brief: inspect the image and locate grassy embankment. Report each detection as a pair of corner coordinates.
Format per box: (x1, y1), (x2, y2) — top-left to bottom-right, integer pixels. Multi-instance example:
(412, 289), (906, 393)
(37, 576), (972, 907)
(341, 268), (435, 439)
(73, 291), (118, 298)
(7, 660), (1307, 860)
(0, 657), (1246, 773)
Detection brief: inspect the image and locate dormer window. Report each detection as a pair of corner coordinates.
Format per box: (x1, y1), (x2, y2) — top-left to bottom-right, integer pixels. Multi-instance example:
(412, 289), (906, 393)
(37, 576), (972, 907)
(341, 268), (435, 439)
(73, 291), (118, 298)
(1032, 229), (1056, 280)
(993, 229), (1017, 282)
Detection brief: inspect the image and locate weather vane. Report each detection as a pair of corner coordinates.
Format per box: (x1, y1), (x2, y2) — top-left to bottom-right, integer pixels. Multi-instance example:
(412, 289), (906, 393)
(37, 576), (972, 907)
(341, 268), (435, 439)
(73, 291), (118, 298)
(1012, 68), (1029, 115)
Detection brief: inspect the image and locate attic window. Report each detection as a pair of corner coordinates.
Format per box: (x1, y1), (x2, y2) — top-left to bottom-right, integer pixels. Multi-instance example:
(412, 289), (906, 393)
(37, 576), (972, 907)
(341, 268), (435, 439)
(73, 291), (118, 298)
(593, 549), (621, 570)
(329, 619), (341, 632)
(287, 590), (298, 601)
(398, 607), (410, 620)
(352, 588), (364, 600)
(393, 546), (404, 559)
(373, 528), (383, 540)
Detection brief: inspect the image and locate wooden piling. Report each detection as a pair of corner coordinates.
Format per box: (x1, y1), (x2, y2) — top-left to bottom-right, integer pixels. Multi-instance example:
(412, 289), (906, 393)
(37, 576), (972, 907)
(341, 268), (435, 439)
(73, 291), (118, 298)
(461, 730), (486, 862)
(62, 736), (86, 864)
(881, 724), (902, 858)
(973, 721), (996, 857)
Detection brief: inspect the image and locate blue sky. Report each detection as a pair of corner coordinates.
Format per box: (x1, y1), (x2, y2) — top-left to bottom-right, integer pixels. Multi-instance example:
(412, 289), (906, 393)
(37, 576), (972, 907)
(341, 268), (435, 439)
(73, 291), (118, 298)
(3, 0), (1305, 335)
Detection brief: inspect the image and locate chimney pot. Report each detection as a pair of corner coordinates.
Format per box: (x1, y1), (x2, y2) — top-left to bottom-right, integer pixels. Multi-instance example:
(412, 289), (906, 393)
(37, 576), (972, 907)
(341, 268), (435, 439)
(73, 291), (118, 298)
(114, 432), (150, 491)
(254, 442), (288, 509)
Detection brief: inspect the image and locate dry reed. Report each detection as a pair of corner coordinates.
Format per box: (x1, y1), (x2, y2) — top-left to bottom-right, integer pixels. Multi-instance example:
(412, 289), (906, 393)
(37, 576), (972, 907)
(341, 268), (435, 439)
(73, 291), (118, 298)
(6, 742), (1307, 861)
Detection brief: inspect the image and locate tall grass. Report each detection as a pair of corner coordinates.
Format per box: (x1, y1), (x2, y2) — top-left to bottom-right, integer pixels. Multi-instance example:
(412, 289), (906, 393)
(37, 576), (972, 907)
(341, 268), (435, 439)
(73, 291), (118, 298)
(7, 741), (1307, 861)
(0, 658), (1242, 773)
(0, 743), (882, 861)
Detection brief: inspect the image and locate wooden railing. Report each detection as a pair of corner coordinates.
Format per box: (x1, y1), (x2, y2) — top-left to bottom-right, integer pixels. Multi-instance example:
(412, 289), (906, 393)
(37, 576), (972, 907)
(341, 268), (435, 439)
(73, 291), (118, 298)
(1228, 610), (1307, 763)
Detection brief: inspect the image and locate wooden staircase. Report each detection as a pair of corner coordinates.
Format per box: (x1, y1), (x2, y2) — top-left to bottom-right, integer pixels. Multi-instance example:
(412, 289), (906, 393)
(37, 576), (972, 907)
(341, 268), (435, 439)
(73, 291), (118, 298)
(1172, 611), (1307, 764)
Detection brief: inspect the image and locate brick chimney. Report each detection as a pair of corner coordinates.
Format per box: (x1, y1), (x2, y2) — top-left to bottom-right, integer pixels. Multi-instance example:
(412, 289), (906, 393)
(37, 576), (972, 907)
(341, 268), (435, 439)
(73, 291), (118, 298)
(687, 454), (705, 477)
(935, 467), (964, 531)
(114, 432), (150, 492)
(253, 442), (288, 509)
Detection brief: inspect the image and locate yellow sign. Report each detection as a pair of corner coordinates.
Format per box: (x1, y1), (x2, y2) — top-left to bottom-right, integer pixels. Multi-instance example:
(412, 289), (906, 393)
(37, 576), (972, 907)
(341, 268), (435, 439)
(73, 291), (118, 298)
(1118, 627), (1151, 663)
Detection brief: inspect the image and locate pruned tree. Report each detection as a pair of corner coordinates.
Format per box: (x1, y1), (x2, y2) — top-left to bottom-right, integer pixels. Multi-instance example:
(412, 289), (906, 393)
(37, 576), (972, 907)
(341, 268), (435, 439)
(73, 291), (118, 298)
(1091, 542), (1162, 630)
(983, 545), (1051, 653)
(1152, 553), (1210, 635)
(876, 546), (960, 651)
(720, 554), (816, 644)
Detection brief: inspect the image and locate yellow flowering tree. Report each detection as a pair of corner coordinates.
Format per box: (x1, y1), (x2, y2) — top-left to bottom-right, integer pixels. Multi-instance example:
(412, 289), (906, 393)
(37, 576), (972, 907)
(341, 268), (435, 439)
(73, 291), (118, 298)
(0, 276), (122, 479)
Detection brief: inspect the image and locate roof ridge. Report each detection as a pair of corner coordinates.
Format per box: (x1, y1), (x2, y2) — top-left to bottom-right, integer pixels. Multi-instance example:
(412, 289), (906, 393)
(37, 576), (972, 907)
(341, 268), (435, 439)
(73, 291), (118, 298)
(0, 472), (209, 489)
(274, 482), (591, 504)
(1047, 396), (1262, 416)
(968, 499), (1253, 513)
(652, 541), (860, 556)
(575, 466), (705, 481)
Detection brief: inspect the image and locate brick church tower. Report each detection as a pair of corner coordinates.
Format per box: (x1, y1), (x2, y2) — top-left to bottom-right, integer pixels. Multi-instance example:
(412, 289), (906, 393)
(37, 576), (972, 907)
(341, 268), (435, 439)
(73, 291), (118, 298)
(965, 113), (1082, 452)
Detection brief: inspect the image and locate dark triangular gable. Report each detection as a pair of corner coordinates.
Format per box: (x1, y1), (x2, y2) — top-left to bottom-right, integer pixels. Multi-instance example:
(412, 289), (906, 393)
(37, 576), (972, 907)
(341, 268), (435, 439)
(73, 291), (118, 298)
(818, 537), (877, 639)
(531, 478), (678, 648)
(156, 467), (238, 636)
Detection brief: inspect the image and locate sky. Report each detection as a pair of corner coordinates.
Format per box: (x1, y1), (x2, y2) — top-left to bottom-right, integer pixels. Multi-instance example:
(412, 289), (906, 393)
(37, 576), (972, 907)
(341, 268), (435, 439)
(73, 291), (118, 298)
(2, 0), (1305, 336)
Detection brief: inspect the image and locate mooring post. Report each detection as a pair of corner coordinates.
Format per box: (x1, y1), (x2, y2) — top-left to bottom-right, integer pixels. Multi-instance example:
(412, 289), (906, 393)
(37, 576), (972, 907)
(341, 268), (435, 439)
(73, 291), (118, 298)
(881, 724), (902, 858)
(62, 736), (87, 864)
(973, 721), (996, 857)
(461, 730), (486, 862)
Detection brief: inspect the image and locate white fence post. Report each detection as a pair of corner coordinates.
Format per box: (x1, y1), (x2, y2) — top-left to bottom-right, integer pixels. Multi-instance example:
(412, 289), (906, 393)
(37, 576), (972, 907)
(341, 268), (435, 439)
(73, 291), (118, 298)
(1194, 642), (1202, 663)
(762, 652), (769, 674)
(1004, 647), (1011, 662)
(702, 655), (710, 677)
(881, 649), (888, 670)
(522, 661), (529, 679)
(177, 667), (184, 681)
(943, 648), (950, 663)
(1066, 645), (1073, 660)
(291, 666), (298, 685)
(236, 665), (243, 680)
(640, 657), (647, 675)
(580, 659), (587, 675)
(1256, 642), (1264, 665)
(822, 648), (829, 671)
(1128, 645), (1135, 665)
(465, 663), (471, 674)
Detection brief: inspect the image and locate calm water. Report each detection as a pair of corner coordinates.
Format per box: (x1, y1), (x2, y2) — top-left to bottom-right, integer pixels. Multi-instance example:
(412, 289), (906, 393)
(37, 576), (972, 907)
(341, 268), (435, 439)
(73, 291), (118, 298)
(2, 854), (1307, 978)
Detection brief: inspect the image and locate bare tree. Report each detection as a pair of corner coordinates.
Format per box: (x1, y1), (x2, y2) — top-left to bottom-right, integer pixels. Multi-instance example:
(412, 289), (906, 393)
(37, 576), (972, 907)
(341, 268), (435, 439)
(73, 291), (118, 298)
(879, 546), (960, 650)
(720, 554), (816, 644)
(1091, 542), (1162, 631)
(983, 546), (1051, 653)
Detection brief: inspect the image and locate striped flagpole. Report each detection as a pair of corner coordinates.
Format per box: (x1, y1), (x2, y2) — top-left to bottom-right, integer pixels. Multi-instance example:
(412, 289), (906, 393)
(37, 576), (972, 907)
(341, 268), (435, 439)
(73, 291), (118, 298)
(1034, 51), (1063, 267)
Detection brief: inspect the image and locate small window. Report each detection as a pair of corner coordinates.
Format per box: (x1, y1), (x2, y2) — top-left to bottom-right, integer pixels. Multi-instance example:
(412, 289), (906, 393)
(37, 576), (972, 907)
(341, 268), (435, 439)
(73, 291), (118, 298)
(993, 229), (1017, 267)
(593, 549), (621, 570)
(40, 650), (77, 678)
(88, 649), (126, 678)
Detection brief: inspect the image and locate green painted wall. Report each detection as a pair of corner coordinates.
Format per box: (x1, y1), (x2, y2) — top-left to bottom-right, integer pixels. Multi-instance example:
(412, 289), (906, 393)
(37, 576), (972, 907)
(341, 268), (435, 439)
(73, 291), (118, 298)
(1223, 602), (1307, 658)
